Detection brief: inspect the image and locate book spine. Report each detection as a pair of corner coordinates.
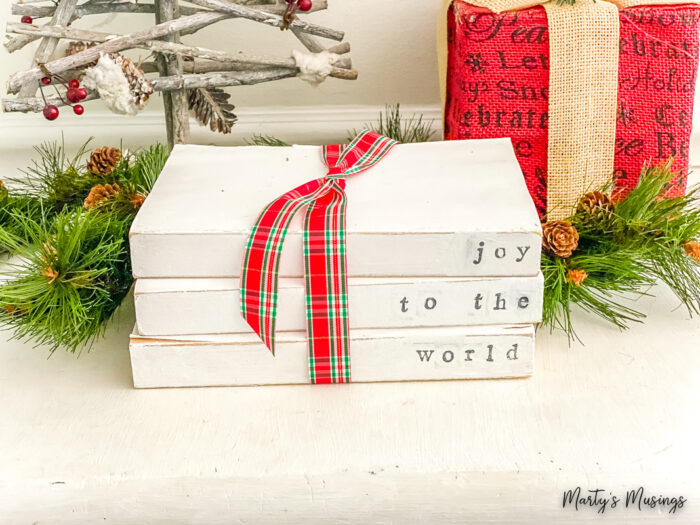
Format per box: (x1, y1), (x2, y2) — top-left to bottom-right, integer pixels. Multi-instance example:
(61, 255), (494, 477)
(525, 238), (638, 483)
(135, 274), (543, 336)
(130, 231), (542, 279)
(130, 326), (535, 388)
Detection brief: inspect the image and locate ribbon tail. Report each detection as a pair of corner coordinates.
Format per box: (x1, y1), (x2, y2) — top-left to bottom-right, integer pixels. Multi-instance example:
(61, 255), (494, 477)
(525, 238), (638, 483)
(303, 179), (350, 384)
(240, 179), (326, 355)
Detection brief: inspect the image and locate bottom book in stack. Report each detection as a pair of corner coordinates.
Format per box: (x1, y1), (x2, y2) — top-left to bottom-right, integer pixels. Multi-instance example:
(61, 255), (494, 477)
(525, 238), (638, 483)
(129, 324), (535, 388)
(129, 275), (542, 388)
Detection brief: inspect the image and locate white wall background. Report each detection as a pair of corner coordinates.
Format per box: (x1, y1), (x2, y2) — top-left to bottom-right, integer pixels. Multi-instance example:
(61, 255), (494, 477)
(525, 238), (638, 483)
(1, 0), (699, 175)
(0, 0), (445, 175)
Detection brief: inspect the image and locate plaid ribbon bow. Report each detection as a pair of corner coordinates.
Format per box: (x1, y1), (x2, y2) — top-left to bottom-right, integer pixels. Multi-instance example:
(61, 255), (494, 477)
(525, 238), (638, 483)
(240, 131), (397, 384)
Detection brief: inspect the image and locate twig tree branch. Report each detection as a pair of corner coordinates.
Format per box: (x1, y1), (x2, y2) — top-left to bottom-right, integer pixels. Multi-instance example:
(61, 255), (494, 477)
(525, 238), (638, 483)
(2, 0), (356, 148)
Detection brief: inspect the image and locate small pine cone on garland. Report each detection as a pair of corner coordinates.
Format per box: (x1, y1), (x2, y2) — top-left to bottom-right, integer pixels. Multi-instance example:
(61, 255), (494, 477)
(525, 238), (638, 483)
(683, 241), (700, 261)
(115, 55), (153, 111)
(566, 269), (588, 286)
(2, 304), (27, 317)
(542, 220), (579, 258)
(0, 179), (7, 200)
(577, 190), (615, 222)
(130, 193), (146, 211)
(87, 147), (121, 176)
(41, 267), (59, 284)
(84, 183), (121, 210)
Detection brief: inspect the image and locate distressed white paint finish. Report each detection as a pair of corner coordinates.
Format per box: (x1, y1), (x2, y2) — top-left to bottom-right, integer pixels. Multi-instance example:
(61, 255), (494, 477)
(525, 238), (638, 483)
(129, 139), (542, 278)
(129, 324), (535, 387)
(134, 274), (544, 336)
(1, 282), (699, 523)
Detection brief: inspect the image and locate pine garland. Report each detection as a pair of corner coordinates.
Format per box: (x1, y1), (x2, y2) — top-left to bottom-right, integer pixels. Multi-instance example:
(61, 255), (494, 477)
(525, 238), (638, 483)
(0, 140), (168, 353)
(542, 160), (700, 341)
(2, 132), (699, 354)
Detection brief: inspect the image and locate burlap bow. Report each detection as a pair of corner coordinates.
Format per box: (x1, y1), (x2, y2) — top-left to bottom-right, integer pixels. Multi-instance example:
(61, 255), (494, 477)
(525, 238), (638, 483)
(439, 0), (695, 218)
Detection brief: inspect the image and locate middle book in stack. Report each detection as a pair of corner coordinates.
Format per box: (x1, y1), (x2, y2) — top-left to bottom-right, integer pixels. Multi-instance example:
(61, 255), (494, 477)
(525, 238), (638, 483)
(129, 138), (543, 387)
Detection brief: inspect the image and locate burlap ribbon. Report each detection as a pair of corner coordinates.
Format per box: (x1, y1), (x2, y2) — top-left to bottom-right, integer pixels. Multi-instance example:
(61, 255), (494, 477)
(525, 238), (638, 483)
(438, 0), (695, 219)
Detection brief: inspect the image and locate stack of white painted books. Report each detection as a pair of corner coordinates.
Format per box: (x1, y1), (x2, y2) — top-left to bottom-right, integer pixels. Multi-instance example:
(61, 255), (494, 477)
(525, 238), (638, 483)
(128, 139), (543, 388)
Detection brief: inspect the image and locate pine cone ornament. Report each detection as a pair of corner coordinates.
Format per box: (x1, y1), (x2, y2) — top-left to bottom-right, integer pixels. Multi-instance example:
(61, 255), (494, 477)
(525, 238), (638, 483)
(188, 87), (237, 134)
(84, 183), (121, 209)
(542, 220), (579, 258)
(683, 241), (700, 261)
(577, 190), (615, 221)
(115, 55), (153, 111)
(87, 147), (121, 176)
(0, 179), (7, 201)
(566, 269), (588, 286)
(65, 40), (98, 68)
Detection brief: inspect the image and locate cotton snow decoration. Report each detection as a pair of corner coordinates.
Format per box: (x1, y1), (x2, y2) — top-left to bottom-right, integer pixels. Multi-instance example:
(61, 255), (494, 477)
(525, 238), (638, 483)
(82, 55), (153, 116)
(292, 50), (339, 86)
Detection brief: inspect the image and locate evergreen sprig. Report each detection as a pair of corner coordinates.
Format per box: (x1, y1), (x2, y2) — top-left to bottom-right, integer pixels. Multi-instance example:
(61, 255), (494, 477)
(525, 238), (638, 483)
(246, 104), (436, 147)
(348, 104), (436, 144)
(542, 160), (700, 341)
(0, 210), (132, 352)
(246, 134), (290, 147)
(0, 140), (168, 353)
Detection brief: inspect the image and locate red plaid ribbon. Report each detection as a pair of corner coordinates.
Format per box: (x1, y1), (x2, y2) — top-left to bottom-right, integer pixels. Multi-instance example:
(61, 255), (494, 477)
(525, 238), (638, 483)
(240, 131), (397, 384)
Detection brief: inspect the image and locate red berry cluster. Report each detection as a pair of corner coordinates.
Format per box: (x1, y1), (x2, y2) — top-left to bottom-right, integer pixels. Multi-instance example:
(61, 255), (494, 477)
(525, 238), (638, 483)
(39, 75), (88, 121)
(285, 0), (312, 11)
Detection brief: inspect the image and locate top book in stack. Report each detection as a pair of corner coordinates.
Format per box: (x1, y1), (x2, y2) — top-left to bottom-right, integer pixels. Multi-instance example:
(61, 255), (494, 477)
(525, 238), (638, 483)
(130, 139), (542, 279)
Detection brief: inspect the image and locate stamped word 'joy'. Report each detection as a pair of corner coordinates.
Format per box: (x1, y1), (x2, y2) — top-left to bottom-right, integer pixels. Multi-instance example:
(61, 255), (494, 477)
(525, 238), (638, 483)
(471, 241), (532, 265)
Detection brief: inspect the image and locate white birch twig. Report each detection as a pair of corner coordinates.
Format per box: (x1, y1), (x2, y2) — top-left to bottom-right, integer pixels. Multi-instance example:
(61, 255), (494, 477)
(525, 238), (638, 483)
(5, 1), (329, 53)
(11, 0), (328, 19)
(2, 68), (298, 113)
(156, 0), (190, 146)
(7, 11), (231, 93)
(6, 23), (358, 80)
(185, 0), (343, 41)
(140, 56), (351, 74)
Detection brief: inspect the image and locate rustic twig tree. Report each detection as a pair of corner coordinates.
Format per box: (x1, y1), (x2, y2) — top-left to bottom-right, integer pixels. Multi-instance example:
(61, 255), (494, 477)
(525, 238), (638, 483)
(3, 0), (356, 147)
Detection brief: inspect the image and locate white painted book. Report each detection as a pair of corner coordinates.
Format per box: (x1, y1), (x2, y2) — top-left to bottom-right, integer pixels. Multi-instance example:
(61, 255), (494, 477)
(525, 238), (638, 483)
(129, 324), (535, 388)
(134, 274), (544, 336)
(129, 139), (542, 279)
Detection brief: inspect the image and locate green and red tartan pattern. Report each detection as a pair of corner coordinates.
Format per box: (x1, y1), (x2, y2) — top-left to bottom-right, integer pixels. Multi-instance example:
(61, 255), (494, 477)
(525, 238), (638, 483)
(240, 131), (397, 384)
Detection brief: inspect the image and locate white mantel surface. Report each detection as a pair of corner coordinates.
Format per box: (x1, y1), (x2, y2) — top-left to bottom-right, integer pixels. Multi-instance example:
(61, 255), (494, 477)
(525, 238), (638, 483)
(1, 282), (699, 524)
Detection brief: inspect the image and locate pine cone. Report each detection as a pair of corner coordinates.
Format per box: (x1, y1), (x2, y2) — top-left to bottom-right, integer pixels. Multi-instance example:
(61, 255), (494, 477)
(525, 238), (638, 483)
(577, 190), (614, 221)
(41, 267), (59, 284)
(566, 269), (588, 286)
(542, 220), (579, 258)
(2, 304), (26, 317)
(130, 193), (146, 211)
(683, 242), (700, 261)
(65, 40), (98, 68)
(84, 183), (121, 209)
(0, 179), (7, 201)
(188, 87), (237, 134)
(115, 55), (153, 111)
(87, 147), (121, 176)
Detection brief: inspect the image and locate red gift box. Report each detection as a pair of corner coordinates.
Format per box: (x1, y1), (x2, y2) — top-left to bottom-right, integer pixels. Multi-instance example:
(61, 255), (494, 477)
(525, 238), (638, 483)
(444, 1), (700, 216)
